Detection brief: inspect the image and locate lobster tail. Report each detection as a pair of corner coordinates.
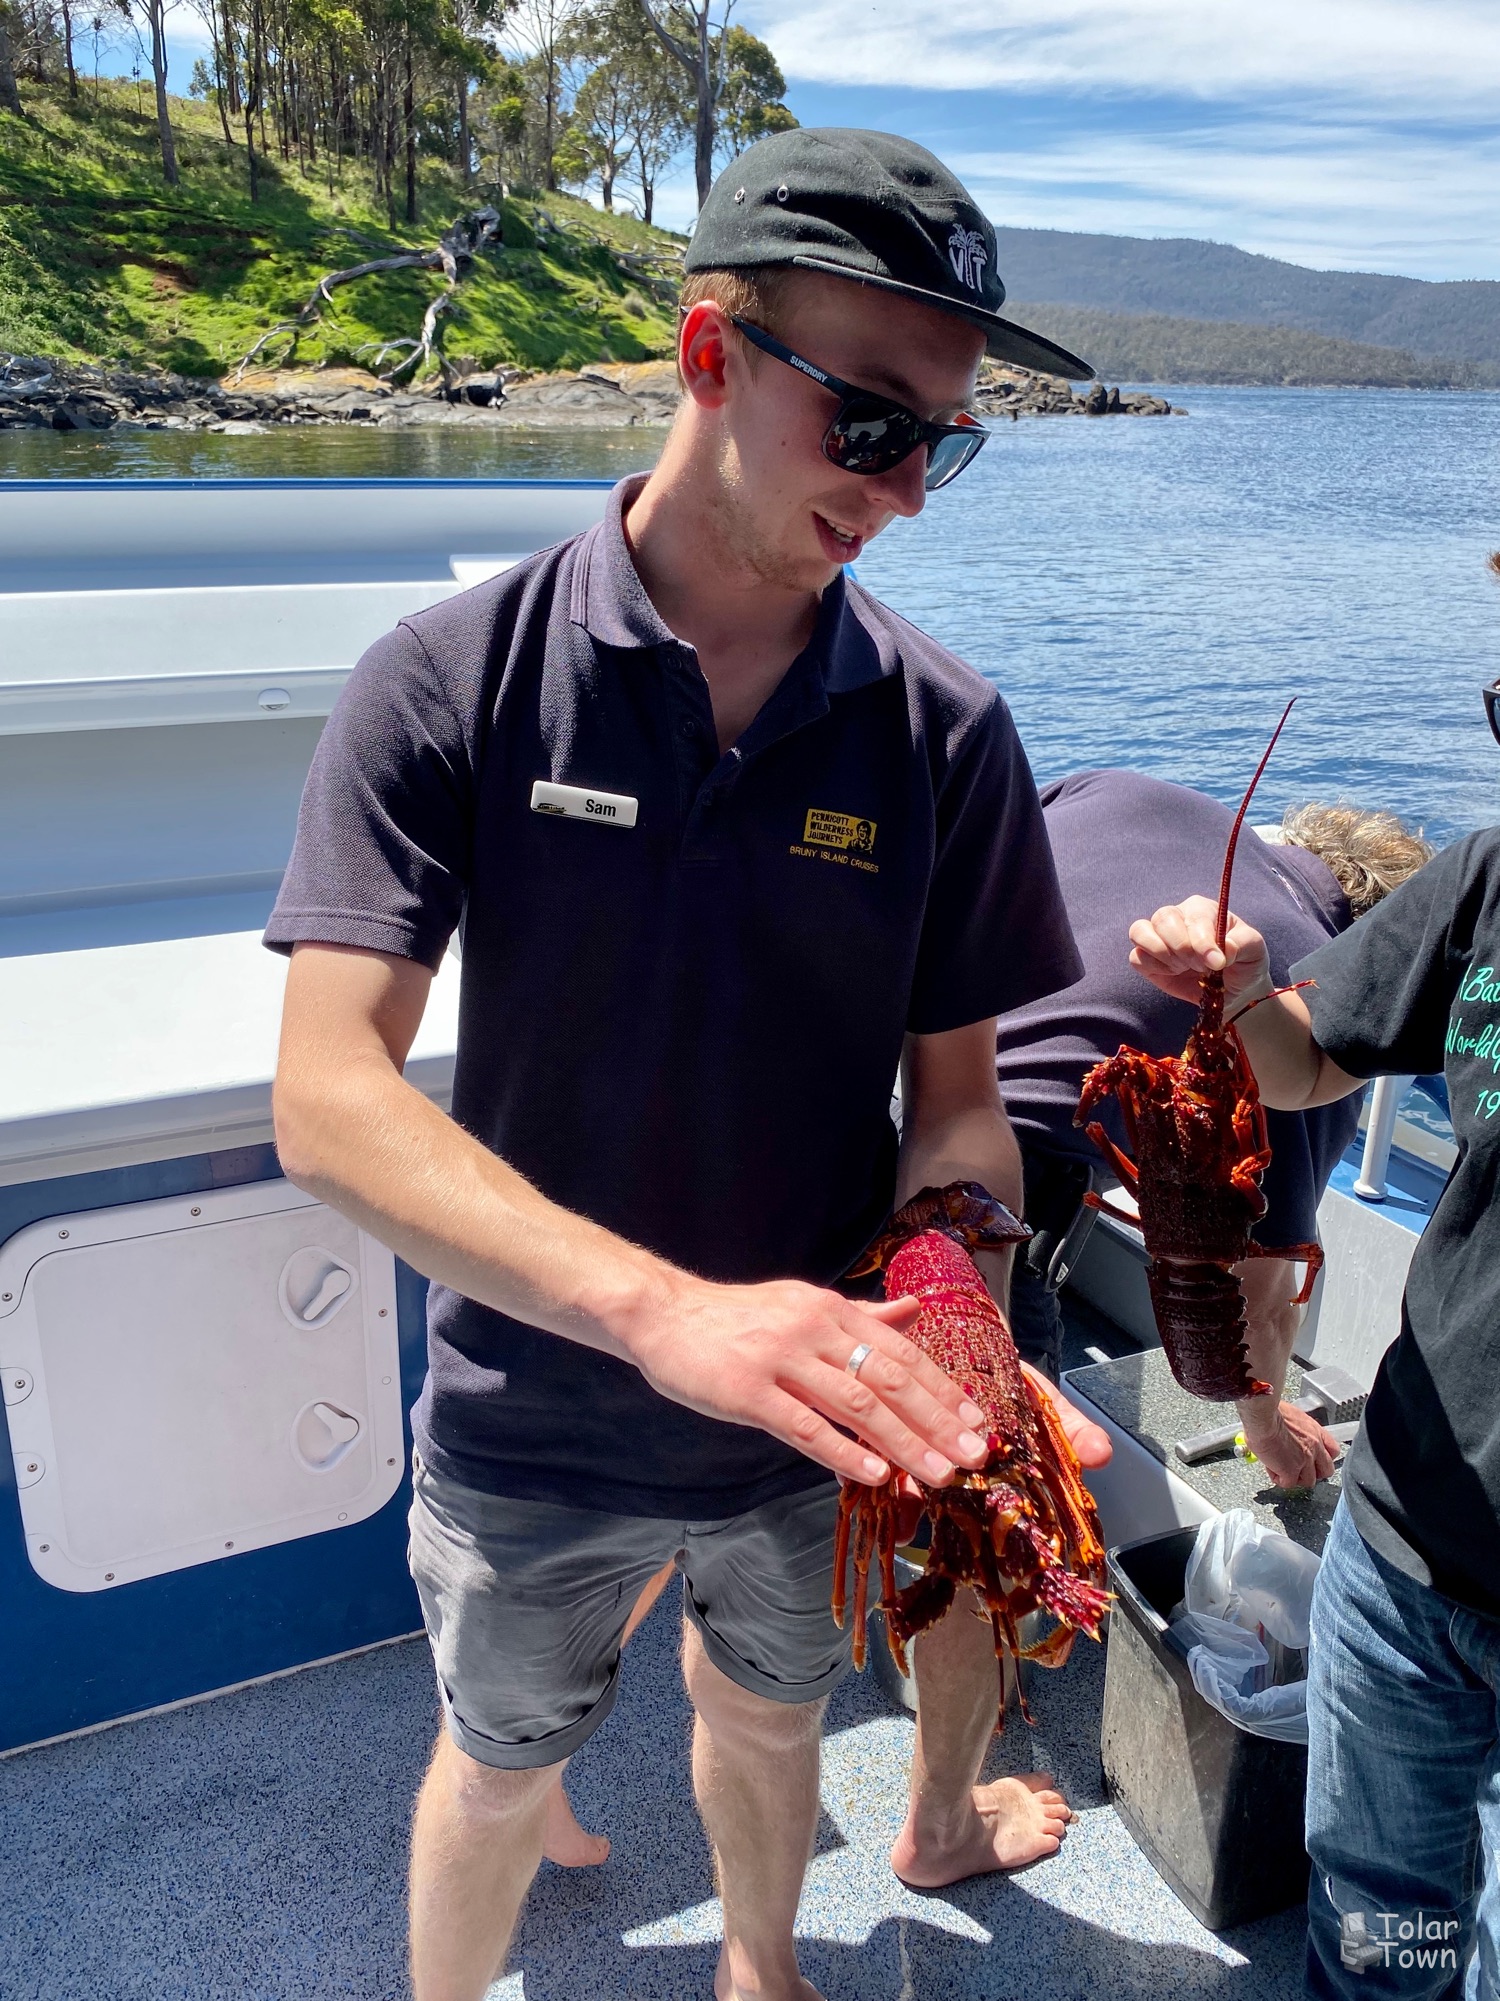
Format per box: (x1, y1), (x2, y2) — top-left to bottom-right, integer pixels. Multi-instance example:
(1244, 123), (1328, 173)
(1214, 697), (1296, 951)
(1146, 1259), (1273, 1401)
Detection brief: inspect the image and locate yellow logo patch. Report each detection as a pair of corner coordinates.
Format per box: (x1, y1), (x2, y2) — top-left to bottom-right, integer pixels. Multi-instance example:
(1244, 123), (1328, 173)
(802, 809), (877, 854)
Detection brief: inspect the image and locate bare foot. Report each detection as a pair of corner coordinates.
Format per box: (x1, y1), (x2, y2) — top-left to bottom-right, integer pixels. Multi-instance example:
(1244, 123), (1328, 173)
(890, 1771), (1074, 1887)
(542, 1776), (610, 1867)
(712, 1950), (824, 2001)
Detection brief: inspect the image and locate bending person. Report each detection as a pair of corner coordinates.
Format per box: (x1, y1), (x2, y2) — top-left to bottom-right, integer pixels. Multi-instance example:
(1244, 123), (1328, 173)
(891, 774), (1428, 1895)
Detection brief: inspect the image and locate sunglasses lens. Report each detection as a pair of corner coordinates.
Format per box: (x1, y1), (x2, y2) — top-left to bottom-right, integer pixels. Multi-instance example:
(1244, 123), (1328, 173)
(824, 399), (924, 474)
(925, 425), (987, 492)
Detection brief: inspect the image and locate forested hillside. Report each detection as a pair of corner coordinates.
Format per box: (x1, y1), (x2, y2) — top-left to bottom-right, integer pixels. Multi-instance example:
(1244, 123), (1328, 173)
(994, 229), (1500, 368)
(1011, 301), (1499, 389)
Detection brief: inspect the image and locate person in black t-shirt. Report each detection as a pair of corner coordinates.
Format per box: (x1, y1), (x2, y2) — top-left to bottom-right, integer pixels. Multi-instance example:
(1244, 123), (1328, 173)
(1131, 641), (1500, 1998)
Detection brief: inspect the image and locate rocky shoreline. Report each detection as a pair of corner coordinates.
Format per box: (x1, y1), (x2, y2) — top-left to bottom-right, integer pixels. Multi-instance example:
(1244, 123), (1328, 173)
(0, 355), (1183, 435)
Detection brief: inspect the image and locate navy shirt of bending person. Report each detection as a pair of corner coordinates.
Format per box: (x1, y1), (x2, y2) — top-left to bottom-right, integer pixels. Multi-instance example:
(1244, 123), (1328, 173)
(994, 769), (1360, 1377)
(265, 476), (1080, 1518)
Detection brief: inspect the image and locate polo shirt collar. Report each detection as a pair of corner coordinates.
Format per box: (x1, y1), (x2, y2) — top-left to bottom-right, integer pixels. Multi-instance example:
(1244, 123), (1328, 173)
(573, 476), (902, 699)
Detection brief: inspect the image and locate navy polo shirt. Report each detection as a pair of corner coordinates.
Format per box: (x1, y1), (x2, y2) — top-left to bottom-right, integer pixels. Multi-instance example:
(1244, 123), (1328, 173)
(266, 477), (1080, 1516)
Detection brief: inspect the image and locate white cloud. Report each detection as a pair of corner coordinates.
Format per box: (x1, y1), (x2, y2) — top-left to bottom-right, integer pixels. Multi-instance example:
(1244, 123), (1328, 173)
(950, 124), (1500, 277)
(741, 0), (1500, 116)
(731, 0), (1498, 277)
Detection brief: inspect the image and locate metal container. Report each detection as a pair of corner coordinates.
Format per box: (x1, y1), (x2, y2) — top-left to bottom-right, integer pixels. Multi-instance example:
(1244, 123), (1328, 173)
(1101, 1526), (1310, 1932)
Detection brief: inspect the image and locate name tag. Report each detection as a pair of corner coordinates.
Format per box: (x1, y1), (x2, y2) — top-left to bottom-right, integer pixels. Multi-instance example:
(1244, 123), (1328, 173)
(530, 780), (638, 828)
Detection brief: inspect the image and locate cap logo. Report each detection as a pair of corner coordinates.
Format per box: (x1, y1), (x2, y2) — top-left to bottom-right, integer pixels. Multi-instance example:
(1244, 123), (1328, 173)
(947, 223), (988, 294)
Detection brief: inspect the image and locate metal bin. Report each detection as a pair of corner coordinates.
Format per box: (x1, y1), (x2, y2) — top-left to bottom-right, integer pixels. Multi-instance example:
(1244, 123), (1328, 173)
(1101, 1526), (1310, 1931)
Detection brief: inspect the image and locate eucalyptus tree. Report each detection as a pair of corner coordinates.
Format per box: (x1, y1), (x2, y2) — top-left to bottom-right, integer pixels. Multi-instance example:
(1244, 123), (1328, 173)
(113, 0), (179, 181)
(0, 5), (22, 113)
(562, 0), (683, 215)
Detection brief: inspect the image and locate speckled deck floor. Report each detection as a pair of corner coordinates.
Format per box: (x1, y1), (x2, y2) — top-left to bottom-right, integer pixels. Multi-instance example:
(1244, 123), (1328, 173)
(1, 1581), (1309, 2001)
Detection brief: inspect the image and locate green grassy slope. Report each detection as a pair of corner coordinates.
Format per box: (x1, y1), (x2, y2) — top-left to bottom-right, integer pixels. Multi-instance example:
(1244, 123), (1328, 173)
(0, 81), (682, 377)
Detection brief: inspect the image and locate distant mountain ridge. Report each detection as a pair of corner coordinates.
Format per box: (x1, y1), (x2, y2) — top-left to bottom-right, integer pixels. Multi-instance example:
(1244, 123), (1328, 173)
(992, 229), (1500, 368)
(1004, 303), (1495, 389)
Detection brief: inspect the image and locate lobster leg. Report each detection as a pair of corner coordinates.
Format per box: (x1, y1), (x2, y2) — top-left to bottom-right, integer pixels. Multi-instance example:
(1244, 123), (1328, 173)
(831, 1486), (855, 1631)
(848, 1503), (879, 1670)
(1082, 1120), (1140, 1190)
(1241, 1238), (1325, 1307)
(1084, 1189), (1142, 1231)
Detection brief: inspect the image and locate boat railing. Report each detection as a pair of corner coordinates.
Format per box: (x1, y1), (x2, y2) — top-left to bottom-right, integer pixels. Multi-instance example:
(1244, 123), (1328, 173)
(1353, 1073), (1417, 1202)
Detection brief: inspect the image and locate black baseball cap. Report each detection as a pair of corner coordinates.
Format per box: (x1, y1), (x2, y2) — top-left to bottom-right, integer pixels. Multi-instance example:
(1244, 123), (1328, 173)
(686, 128), (1093, 381)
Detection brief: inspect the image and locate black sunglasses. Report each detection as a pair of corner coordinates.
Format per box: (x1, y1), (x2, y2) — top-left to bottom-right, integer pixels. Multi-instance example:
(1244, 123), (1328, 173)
(1485, 679), (1500, 747)
(730, 318), (988, 492)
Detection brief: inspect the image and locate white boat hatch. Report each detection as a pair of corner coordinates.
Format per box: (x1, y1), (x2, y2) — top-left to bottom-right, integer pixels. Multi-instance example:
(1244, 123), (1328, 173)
(0, 1180), (403, 1593)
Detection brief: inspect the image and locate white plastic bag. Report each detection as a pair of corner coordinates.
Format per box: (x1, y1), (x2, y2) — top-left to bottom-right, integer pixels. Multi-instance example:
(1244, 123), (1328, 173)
(1174, 1510), (1321, 1743)
(1184, 1508), (1320, 1646)
(1186, 1642), (1311, 1742)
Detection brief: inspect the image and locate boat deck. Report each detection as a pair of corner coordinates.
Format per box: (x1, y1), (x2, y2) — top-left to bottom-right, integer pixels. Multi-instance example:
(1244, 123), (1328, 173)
(2, 1307), (1310, 2001)
(1, 1586), (1308, 2001)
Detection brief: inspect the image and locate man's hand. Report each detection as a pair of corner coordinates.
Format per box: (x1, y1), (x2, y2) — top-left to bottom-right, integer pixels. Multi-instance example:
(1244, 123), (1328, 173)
(1128, 895), (1272, 1009)
(629, 1278), (993, 1488)
(1239, 1395), (1339, 1490)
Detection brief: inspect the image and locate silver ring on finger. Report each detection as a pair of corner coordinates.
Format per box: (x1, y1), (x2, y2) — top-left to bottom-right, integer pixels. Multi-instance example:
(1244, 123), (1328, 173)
(845, 1341), (875, 1378)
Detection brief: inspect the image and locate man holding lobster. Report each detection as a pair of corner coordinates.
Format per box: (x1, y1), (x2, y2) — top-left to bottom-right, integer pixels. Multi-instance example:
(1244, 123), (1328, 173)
(1133, 598), (1500, 2001)
(266, 129), (1109, 2001)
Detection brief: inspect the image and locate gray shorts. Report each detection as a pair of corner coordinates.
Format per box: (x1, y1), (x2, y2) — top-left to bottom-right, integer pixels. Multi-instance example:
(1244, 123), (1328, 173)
(407, 1458), (851, 1770)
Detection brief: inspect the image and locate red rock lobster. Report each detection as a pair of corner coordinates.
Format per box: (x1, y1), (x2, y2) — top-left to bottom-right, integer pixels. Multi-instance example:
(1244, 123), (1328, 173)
(831, 1183), (1108, 1714)
(1075, 700), (1325, 1401)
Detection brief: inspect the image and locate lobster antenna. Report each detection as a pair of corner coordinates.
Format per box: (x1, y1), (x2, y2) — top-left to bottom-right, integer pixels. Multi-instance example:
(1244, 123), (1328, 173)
(1214, 698), (1296, 952)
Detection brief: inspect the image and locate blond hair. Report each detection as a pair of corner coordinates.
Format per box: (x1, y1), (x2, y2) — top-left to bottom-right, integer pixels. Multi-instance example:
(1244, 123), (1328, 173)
(674, 267), (808, 385)
(1280, 803), (1433, 919)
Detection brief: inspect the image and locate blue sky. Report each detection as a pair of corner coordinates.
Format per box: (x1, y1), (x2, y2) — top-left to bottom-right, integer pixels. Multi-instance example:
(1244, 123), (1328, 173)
(142, 0), (1499, 281)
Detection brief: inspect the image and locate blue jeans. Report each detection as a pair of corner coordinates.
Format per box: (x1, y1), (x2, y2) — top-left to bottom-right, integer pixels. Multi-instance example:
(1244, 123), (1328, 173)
(1307, 1497), (1500, 2000)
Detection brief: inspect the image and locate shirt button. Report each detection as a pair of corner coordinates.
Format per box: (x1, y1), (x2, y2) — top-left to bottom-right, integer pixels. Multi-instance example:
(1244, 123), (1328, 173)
(679, 720), (699, 740)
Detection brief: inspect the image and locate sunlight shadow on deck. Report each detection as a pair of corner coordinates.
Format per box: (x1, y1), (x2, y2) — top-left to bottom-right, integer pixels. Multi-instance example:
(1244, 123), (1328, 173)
(1, 1566), (1307, 2000)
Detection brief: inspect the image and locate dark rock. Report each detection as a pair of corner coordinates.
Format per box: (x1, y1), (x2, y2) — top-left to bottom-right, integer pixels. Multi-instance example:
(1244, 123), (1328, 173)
(1084, 382), (1109, 415)
(452, 372), (504, 406)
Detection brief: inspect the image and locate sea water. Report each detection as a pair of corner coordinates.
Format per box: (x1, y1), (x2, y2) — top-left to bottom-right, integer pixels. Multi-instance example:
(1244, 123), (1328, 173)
(4, 385), (1496, 840)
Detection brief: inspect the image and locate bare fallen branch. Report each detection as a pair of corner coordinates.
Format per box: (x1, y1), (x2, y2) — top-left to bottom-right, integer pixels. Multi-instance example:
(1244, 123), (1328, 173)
(232, 208), (501, 385)
(0, 354), (53, 396)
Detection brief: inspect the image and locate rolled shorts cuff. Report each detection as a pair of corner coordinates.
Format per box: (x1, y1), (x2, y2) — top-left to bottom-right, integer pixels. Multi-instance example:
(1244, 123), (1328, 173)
(683, 1584), (851, 1706)
(438, 1659), (624, 1771)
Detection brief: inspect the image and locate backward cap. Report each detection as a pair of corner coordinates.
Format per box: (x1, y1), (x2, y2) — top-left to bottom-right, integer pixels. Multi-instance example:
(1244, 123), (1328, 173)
(686, 128), (1092, 380)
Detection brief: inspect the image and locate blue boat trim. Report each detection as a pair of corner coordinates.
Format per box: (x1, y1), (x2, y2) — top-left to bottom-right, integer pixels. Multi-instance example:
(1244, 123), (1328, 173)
(0, 476), (618, 493)
(0, 1145), (431, 1755)
(1326, 1142), (1445, 1236)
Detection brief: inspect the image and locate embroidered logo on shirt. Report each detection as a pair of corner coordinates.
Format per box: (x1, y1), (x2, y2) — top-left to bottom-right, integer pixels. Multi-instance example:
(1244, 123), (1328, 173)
(802, 809), (876, 853)
(790, 809), (879, 874)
